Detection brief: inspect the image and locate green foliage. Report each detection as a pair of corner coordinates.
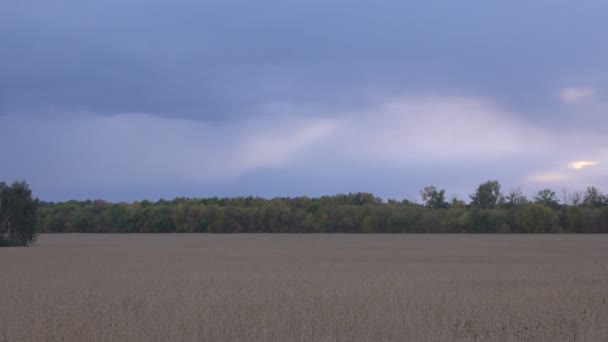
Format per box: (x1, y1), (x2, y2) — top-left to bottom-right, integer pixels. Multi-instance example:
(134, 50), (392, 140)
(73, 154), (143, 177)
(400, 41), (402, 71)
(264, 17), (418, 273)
(420, 186), (448, 209)
(469, 208), (508, 233)
(583, 187), (607, 208)
(0, 181), (39, 246)
(534, 189), (560, 209)
(505, 188), (528, 208)
(470, 180), (503, 209)
(520, 204), (559, 233)
(0, 179), (594, 235)
(33, 190), (607, 234)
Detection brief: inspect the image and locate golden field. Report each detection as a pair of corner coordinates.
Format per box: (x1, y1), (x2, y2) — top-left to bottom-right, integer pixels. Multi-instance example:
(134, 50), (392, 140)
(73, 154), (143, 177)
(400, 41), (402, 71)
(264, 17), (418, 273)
(1, 234), (607, 341)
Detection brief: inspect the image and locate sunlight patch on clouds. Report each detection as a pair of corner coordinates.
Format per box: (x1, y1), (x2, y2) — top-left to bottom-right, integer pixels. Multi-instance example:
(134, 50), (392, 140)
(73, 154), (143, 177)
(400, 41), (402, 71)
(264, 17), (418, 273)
(527, 172), (570, 183)
(270, 94), (608, 189)
(559, 87), (595, 103)
(331, 96), (551, 162)
(0, 113), (336, 185)
(232, 119), (336, 170)
(568, 160), (598, 170)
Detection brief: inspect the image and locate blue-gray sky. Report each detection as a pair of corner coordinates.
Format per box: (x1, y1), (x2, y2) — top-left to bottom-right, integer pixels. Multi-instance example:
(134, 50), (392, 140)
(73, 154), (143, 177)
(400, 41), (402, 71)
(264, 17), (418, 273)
(1, 0), (607, 202)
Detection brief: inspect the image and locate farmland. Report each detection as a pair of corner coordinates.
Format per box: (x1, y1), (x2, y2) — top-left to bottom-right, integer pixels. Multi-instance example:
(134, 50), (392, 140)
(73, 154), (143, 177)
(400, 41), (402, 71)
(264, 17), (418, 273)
(1, 234), (607, 341)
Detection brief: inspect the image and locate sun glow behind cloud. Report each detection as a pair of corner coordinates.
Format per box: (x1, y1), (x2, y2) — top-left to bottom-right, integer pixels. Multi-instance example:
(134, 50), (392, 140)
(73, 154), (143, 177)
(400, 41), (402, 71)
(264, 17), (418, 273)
(568, 161), (598, 170)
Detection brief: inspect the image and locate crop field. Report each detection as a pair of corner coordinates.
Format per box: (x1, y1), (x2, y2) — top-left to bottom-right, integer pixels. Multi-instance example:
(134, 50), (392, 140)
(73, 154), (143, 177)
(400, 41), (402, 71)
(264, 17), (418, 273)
(1, 234), (608, 341)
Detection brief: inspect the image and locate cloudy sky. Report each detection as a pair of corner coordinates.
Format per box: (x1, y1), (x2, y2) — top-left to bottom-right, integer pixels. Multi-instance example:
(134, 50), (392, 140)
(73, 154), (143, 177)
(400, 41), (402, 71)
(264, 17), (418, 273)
(1, 0), (607, 202)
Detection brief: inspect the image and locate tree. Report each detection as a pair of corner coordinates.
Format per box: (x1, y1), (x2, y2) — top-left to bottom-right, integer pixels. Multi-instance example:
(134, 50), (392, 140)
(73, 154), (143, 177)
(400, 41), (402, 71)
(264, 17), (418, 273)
(0, 181), (39, 246)
(505, 188), (528, 208)
(450, 196), (467, 209)
(521, 203), (560, 233)
(560, 189), (572, 206)
(583, 187), (607, 208)
(420, 186), (448, 209)
(470, 180), (503, 209)
(21, 182), (608, 235)
(534, 189), (559, 209)
(571, 191), (583, 206)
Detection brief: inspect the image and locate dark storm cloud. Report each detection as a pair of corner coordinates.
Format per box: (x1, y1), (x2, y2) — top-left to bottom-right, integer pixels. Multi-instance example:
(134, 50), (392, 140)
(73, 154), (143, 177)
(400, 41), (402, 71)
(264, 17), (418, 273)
(1, 0), (607, 120)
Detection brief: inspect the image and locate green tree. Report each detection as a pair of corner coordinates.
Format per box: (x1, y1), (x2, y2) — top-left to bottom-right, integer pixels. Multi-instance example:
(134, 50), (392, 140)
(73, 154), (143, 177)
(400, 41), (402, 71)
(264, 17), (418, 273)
(420, 186), (448, 209)
(0, 181), (39, 246)
(23, 183), (608, 234)
(520, 204), (560, 233)
(505, 188), (528, 208)
(469, 208), (508, 233)
(534, 189), (559, 209)
(583, 187), (607, 208)
(470, 180), (503, 209)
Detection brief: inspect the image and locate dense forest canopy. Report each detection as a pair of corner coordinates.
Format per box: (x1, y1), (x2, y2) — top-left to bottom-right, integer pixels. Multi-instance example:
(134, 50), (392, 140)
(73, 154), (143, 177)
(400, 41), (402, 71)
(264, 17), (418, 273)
(33, 180), (608, 234)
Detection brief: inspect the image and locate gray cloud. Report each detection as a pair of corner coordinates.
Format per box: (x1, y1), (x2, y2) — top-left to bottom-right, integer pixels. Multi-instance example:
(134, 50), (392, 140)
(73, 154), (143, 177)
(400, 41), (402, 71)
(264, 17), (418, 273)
(2, 0), (607, 120)
(1, 0), (608, 200)
(2, 92), (607, 200)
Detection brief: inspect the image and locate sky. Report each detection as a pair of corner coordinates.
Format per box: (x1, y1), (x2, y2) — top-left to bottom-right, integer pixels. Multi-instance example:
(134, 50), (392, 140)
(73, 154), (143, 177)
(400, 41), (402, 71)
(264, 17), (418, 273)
(1, 0), (607, 202)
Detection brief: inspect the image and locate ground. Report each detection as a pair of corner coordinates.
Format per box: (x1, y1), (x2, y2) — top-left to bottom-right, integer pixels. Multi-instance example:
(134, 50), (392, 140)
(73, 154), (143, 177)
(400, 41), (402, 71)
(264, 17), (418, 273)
(1, 234), (607, 341)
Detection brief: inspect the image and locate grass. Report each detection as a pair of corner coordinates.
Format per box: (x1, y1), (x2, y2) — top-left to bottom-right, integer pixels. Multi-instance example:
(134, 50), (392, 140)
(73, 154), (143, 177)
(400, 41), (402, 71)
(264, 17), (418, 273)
(1, 234), (607, 341)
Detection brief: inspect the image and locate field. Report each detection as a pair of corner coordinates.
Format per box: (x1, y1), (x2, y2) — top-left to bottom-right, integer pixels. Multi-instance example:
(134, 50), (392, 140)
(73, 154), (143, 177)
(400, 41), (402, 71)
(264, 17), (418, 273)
(1, 234), (608, 341)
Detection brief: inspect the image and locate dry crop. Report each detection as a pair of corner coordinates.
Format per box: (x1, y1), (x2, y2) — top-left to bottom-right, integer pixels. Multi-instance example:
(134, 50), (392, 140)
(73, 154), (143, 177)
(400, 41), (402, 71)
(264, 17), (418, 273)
(1, 234), (607, 341)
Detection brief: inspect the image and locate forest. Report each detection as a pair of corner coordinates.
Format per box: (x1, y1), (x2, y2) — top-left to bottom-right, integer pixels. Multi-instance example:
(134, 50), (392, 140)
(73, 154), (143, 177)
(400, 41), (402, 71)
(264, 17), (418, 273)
(34, 181), (608, 234)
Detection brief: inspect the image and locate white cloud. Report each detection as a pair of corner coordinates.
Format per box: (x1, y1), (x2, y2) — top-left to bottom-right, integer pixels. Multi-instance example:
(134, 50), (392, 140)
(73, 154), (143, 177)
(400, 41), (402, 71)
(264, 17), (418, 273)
(559, 87), (595, 103)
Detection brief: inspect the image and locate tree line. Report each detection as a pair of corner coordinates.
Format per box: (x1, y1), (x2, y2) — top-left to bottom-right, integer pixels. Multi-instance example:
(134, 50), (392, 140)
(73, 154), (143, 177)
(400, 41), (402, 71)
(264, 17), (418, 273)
(35, 180), (608, 234)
